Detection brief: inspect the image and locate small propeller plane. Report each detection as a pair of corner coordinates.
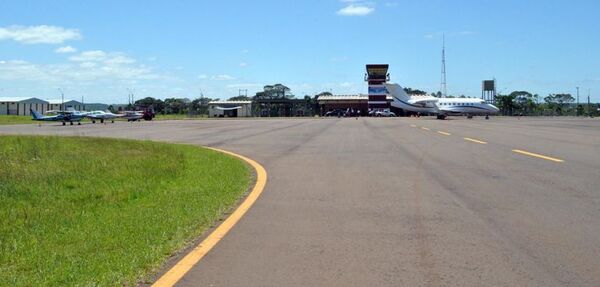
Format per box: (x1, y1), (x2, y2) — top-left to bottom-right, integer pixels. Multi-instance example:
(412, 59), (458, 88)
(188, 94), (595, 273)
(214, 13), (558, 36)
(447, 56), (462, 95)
(86, 110), (123, 123)
(30, 109), (87, 125)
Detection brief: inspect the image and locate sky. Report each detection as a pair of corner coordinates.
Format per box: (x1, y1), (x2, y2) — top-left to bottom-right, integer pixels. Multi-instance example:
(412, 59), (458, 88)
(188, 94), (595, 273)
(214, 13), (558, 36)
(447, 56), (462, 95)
(1, 0), (599, 104)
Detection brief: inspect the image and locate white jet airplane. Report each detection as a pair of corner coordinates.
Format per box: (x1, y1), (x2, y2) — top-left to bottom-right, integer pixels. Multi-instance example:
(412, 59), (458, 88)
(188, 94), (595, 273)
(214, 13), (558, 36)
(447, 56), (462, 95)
(386, 83), (499, 119)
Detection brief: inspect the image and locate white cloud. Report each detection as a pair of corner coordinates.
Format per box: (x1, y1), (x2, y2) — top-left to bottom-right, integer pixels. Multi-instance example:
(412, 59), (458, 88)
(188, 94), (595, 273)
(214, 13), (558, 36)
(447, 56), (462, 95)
(337, 4), (374, 16)
(198, 74), (208, 79)
(0, 25), (81, 44)
(239, 62), (248, 67)
(384, 2), (399, 7)
(55, 46), (77, 53)
(79, 62), (97, 68)
(213, 74), (236, 81)
(69, 50), (107, 62)
(0, 51), (162, 84)
(68, 50), (136, 66)
(241, 49), (249, 54)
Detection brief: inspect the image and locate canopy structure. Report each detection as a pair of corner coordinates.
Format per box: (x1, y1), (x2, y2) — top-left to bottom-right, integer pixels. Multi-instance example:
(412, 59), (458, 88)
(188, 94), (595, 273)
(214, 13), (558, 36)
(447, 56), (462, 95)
(215, 106), (242, 111)
(208, 100), (252, 117)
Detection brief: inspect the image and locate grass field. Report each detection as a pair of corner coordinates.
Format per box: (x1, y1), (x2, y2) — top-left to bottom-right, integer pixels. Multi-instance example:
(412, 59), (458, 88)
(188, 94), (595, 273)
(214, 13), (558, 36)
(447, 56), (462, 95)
(0, 136), (251, 286)
(0, 115), (35, 125)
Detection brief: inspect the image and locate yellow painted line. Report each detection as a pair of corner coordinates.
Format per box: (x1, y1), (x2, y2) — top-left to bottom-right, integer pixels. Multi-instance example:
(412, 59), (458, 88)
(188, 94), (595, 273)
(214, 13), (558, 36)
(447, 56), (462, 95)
(421, 127), (430, 131)
(437, 131), (451, 136)
(463, 137), (487, 144)
(512, 149), (564, 163)
(152, 147), (267, 287)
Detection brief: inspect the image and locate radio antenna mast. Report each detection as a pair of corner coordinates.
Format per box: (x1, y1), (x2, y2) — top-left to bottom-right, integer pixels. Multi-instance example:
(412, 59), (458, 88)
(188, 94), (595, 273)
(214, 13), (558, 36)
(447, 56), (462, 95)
(441, 34), (447, 98)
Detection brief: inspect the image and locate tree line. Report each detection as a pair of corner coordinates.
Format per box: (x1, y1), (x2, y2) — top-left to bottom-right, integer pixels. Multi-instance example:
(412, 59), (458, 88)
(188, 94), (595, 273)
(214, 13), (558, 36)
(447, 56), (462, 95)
(109, 84), (598, 117)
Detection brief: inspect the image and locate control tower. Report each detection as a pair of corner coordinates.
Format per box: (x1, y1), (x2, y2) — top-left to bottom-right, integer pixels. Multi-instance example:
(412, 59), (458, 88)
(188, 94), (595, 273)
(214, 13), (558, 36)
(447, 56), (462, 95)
(365, 64), (390, 110)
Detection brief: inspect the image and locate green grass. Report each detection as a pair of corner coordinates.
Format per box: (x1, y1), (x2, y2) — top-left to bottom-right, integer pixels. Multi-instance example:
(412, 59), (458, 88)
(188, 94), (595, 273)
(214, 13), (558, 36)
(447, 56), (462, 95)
(154, 114), (207, 120)
(0, 115), (35, 125)
(0, 136), (251, 286)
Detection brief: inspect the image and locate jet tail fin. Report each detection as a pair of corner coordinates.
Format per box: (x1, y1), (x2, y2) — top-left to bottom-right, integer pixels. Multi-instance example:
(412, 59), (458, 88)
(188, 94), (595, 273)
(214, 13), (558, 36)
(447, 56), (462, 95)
(30, 109), (44, 120)
(385, 83), (411, 102)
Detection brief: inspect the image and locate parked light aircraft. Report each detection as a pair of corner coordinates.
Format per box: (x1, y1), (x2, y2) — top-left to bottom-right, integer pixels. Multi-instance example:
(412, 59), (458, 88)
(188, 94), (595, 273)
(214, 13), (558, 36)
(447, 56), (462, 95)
(386, 83), (499, 119)
(30, 109), (87, 125)
(86, 111), (122, 123)
(121, 111), (144, 122)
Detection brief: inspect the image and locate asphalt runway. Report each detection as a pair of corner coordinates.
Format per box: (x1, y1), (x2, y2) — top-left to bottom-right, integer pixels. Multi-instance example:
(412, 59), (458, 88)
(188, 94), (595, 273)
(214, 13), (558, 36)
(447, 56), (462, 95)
(2, 117), (600, 286)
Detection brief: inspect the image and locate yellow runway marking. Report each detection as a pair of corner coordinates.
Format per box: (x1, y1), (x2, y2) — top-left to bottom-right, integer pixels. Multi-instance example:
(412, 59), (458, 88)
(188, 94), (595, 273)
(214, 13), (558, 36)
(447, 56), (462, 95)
(421, 127), (431, 131)
(463, 137), (487, 144)
(152, 147), (268, 287)
(512, 149), (564, 163)
(437, 131), (451, 136)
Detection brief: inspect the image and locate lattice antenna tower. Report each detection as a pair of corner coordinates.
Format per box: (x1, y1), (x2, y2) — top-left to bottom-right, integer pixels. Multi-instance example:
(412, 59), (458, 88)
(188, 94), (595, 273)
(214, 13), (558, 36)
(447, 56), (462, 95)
(441, 34), (447, 98)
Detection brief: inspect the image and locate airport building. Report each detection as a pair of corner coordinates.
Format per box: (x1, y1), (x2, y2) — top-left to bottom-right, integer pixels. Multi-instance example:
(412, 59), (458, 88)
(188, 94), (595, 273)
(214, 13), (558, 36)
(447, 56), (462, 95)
(0, 97), (50, 116)
(365, 64), (391, 110)
(208, 100), (252, 117)
(47, 99), (86, 111)
(317, 94), (392, 115)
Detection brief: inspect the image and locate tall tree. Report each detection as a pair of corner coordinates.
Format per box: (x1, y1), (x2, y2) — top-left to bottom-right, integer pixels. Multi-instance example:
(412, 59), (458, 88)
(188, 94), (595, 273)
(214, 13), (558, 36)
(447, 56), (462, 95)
(134, 97), (165, 114)
(509, 91), (537, 115)
(164, 98), (189, 114)
(228, 95), (252, 101)
(190, 97), (214, 115)
(255, 84), (292, 99)
(544, 93), (574, 115)
(495, 94), (516, 115)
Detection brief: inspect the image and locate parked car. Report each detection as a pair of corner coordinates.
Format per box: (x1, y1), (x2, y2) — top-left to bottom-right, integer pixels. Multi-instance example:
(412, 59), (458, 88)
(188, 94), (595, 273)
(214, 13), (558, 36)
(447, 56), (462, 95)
(374, 110), (396, 117)
(324, 110), (342, 117)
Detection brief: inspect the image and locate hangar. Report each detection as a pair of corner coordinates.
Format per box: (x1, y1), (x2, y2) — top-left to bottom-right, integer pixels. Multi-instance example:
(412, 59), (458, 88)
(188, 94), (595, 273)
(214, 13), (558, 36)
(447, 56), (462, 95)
(0, 97), (50, 116)
(47, 99), (86, 111)
(208, 100), (252, 117)
(317, 94), (392, 116)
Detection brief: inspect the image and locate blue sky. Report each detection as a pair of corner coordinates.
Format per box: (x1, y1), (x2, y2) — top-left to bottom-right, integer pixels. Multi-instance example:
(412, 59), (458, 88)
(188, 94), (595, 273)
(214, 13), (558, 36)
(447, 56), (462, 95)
(1, 0), (599, 103)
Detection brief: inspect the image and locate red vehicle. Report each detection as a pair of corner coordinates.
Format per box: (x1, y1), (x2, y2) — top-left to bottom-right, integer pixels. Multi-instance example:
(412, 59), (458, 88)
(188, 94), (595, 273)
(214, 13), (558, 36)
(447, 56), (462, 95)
(139, 106), (155, 121)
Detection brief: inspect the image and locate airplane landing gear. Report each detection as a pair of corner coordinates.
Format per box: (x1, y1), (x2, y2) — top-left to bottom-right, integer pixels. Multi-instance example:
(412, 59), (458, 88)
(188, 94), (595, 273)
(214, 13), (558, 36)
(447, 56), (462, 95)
(78, 122), (81, 125)
(437, 115), (447, 120)
(100, 119), (104, 124)
(92, 120), (96, 124)
(485, 115), (490, 120)
(467, 114), (473, 119)
(111, 120), (114, 123)
(70, 121), (74, 125)
(62, 122), (66, 126)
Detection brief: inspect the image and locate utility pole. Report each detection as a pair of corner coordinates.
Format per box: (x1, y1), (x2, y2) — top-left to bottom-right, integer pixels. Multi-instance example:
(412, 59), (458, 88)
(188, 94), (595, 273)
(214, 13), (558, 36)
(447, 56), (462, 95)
(58, 88), (64, 111)
(441, 34), (447, 98)
(588, 89), (591, 116)
(576, 86), (580, 116)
